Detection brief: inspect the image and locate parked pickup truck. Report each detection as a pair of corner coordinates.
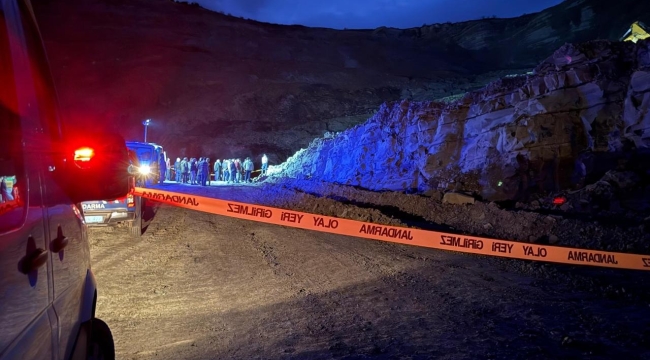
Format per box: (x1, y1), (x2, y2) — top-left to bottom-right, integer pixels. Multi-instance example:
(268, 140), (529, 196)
(81, 148), (143, 236)
(81, 193), (142, 236)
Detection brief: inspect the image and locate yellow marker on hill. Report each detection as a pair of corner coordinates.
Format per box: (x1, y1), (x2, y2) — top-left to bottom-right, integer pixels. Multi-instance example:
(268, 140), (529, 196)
(620, 21), (649, 43)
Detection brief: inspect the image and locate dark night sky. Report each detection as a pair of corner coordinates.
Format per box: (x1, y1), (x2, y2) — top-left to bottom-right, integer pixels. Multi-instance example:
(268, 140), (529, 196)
(184, 0), (565, 29)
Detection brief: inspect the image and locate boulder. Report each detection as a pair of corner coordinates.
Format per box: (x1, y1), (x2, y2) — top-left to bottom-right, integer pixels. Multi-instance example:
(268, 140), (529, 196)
(602, 170), (640, 189)
(423, 189), (443, 201)
(442, 192), (476, 205)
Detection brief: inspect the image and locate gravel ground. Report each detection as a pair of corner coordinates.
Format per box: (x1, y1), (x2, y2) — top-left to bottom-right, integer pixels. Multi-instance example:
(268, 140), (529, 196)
(88, 181), (650, 359)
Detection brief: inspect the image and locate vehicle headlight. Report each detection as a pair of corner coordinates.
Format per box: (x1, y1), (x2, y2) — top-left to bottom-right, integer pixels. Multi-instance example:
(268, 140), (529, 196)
(138, 165), (151, 175)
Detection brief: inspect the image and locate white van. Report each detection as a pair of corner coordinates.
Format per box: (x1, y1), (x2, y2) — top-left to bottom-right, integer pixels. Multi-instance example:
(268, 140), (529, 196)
(1, 0), (131, 358)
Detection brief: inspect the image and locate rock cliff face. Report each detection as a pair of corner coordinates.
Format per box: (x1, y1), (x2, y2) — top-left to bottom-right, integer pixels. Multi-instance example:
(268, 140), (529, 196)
(33, 0), (650, 162)
(272, 40), (650, 201)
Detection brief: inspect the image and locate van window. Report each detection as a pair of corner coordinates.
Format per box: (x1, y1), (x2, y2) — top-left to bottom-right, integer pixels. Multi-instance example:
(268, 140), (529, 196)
(136, 148), (152, 162)
(0, 4), (27, 233)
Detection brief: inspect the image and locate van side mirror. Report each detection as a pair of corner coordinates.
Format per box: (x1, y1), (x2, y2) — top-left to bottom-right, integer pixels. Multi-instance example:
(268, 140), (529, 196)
(59, 132), (132, 203)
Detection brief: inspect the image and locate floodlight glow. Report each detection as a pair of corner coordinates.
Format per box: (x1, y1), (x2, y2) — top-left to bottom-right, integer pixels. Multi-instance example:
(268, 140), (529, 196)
(138, 165), (151, 175)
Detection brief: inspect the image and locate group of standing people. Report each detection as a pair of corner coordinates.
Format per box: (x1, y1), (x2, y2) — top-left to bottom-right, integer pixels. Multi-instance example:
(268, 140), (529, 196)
(171, 157), (212, 186)
(168, 154), (269, 186)
(213, 154), (269, 184)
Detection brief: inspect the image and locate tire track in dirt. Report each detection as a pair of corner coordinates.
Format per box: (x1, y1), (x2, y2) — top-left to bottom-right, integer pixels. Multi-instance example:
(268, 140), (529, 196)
(91, 205), (202, 355)
(243, 224), (411, 296)
(90, 204), (187, 275)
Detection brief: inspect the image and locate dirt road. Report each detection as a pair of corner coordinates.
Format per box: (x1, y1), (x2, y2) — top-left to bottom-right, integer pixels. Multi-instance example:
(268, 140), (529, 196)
(88, 190), (650, 359)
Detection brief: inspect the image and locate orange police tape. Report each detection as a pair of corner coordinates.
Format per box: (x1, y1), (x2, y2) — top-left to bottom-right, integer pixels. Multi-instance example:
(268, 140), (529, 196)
(134, 187), (650, 271)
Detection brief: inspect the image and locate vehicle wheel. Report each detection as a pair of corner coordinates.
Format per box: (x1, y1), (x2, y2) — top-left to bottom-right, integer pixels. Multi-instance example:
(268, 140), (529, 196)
(129, 219), (141, 237)
(86, 318), (114, 360)
(129, 196), (142, 237)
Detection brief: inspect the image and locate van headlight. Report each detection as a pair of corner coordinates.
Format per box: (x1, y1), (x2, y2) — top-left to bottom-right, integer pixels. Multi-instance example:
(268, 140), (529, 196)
(138, 165), (151, 175)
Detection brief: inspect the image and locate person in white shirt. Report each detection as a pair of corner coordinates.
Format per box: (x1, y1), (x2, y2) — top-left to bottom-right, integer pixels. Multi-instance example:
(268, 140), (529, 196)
(261, 154), (268, 176)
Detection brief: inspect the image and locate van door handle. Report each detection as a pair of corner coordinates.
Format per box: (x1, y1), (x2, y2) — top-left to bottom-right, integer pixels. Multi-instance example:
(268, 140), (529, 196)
(51, 225), (68, 253)
(19, 248), (48, 274)
(50, 236), (68, 253)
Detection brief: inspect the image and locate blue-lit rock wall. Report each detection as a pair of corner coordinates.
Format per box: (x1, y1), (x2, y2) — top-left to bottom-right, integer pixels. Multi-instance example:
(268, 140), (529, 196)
(276, 101), (441, 191)
(275, 40), (650, 201)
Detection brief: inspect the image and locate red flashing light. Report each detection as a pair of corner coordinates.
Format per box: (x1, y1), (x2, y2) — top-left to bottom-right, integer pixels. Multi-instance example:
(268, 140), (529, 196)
(552, 196), (567, 206)
(74, 147), (94, 162)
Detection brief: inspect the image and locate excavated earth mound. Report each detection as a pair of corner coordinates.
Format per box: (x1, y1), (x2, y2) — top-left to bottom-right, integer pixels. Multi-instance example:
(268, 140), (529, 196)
(148, 181), (650, 303)
(269, 40), (650, 204)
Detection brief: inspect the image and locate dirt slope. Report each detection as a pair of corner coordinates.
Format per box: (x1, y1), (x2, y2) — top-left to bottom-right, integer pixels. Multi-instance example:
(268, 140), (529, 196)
(33, 0), (650, 161)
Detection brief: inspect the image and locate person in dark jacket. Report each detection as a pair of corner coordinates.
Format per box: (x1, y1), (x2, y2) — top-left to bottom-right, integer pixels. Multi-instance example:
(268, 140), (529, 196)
(190, 158), (198, 185)
(229, 159), (237, 184)
(158, 153), (167, 184)
(197, 157), (205, 186)
(201, 158), (210, 186)
(234, 159), (242, 183)
(214, 159), (222, 182)
(181, 157), (189, 183)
